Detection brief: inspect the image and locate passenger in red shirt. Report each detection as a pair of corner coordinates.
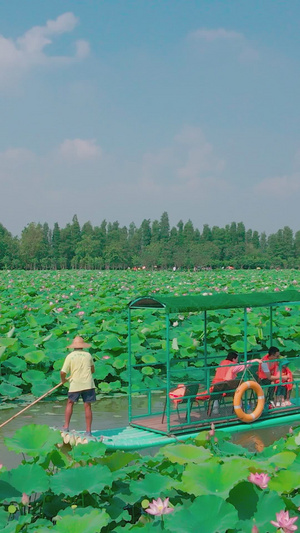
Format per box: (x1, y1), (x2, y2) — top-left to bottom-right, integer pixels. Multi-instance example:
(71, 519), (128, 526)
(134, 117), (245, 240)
(212, 352), (239, 384)
(257, 346), (280, 404)
(274, 360), (293, 406)
(210, 352), (260, 403)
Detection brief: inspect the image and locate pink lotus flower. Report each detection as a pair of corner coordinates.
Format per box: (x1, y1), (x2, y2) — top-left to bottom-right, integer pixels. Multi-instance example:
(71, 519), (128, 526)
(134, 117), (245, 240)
(78, 311), (85, 316)
(21, 493), (29, 505)
(270, 510), (298, 532)
(252, 526), (259, 533)
(145, 497), (174, 516)
(274, 287), (280, 292)
(102, 355), (110, 360)
(209, 423), (215, 437)
(248, 472), (270, 489)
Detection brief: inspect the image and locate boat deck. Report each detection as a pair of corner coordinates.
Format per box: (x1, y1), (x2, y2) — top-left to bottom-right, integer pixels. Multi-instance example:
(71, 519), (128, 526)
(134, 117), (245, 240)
(131, 400), (300, 435)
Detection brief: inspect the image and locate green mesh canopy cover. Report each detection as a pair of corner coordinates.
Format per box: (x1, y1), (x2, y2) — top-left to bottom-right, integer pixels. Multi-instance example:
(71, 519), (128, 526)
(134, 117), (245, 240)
(129, 290), (300, 313)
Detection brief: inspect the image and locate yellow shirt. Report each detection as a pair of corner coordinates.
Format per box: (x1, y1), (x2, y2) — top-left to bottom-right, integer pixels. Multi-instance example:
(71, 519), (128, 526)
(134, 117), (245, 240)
(61, 350), (95, 393)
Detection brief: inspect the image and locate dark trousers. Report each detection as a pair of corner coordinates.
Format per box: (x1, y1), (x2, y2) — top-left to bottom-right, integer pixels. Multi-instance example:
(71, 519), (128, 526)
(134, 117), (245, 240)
(211, 379), (240, 400)
(260, 378), (275, 401)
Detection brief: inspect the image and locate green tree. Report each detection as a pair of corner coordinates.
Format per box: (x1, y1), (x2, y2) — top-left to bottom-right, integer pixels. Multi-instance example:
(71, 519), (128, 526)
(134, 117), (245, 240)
(51, 222), (61, 269)
(20, 223), (45, 269)
(151, 220), (160, 242)
(140, 219), (151, 248)
(160, 211), (170, 241)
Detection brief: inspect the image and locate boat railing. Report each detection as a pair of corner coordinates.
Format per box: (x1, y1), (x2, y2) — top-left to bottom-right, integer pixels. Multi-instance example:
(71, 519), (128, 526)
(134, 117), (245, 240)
(129, 356), (300, 434)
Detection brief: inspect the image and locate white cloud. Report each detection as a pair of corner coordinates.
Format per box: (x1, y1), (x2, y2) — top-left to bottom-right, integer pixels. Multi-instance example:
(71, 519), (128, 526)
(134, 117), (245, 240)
(189, 28), (243, 42)
(0, 12), (89, 83)
(59, 139), (102, 159)
(139, 126), (227, 204)
(75, 40), (90, 59)
(175, 126), (225, 179)
(188, 27), (259, 63)
(254, 174), (300, 198)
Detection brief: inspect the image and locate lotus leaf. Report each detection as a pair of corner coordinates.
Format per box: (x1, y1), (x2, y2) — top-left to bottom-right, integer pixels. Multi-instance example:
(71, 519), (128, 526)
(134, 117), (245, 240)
(0, 463), (49, 496)
(141, 366), (154, 375)
(70, 440), (107, 461)
(0, 480), (22, 502)
(23, 350), (46, 364)
(100, 335), (124, 351)
(6, 375), (23, 386)
(236, 490), (283, 533)
(2, 522), (25, 533)
(264, 450), (296, 469)
(162, 443), (212, 465)
(2, 357), (27, 372)
(31, 380), (56, 397)
(26, 315), (39, 328)
(108, 379), (122, 390)
(231, 340), (250, 352)
(0, 337), (17, 347)
(23, 370), (46, 383)
(53, 508), (110, 533)
(180, 458), (250, 498)
(129, 472), (172, 498)
(222, 325), (242, 337)
(98, 382), (112, 393)
(141, 354), (157, 364)
(100, 450), (139, 471)
(164, 495), (238, 533)
(27, 518), (54, 531)
(0, 382), (22, 399)
(268, 468), (300, 493)
(50, 464), (112, 497)
(0, 507), (9, 528)
(93, 362), (112, 380)
(106, 496), (131, 521)
(227, 481), (259, 520)
(113, 356), (128, 369)
(5, 424), (62, 456)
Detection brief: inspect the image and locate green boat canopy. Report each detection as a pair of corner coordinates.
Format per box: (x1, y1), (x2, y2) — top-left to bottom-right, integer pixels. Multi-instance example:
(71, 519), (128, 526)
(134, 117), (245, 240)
(129, 289), (300, 313)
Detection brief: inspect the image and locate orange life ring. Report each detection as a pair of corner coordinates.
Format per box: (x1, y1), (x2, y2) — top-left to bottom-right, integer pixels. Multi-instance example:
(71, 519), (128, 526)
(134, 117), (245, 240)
(233, 380), (265, 423)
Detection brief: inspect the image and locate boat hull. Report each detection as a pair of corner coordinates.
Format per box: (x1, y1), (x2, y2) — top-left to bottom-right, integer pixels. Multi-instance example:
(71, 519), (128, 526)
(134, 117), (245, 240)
(57, 409), (300, 450)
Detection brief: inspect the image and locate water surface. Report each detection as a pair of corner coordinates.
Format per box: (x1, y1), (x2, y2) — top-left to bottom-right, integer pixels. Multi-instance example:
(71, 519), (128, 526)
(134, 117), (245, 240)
(0, 396), (294, 468)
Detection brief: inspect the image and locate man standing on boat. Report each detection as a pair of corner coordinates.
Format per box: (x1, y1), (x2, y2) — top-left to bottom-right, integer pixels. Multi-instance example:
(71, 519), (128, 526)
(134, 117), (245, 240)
(60, 336), (96, 437)
(257, 346), (280, 406)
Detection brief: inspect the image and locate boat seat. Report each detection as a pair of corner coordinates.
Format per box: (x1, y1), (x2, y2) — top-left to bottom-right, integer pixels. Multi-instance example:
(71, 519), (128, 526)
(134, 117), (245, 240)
(162, 383), (201, 423)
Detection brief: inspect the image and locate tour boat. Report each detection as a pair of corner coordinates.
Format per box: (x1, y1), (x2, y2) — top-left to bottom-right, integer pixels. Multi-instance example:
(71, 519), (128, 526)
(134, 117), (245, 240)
(59, 289), (300, 449)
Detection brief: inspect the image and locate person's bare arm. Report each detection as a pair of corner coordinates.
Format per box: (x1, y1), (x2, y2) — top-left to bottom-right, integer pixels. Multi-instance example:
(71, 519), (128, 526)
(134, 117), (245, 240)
(60, 371), (68, 384)
(91, 364), (95, 374)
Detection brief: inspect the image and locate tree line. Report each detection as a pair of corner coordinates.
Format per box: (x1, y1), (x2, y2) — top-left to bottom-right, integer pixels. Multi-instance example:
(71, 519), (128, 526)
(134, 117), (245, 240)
(0, 213), (299, 270)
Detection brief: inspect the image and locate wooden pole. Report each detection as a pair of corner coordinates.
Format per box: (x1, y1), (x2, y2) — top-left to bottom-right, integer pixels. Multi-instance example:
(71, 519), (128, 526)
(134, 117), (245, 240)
(0, 381), (66, 429)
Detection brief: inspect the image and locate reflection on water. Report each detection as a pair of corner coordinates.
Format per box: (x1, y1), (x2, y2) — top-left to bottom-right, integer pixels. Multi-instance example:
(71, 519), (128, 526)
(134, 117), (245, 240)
(0, 397), (129, 469)
(232, 424), (293, 452)
(0, 395), (294, 468)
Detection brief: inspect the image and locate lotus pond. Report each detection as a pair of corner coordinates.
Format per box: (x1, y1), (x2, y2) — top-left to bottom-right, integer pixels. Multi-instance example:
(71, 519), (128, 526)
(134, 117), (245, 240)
(0, 268), (300, 402)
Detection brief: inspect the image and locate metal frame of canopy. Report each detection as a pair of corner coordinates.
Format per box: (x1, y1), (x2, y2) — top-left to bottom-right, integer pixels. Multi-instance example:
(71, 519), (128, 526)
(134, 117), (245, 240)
(127, 290), (300, 435)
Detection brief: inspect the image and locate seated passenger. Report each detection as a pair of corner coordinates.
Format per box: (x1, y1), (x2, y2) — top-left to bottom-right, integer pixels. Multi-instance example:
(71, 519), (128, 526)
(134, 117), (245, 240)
(209, 352), (260, 413)
(212, 351), (240, 385)
(257, 346), (280, 404)
(274, 359), (293, 406)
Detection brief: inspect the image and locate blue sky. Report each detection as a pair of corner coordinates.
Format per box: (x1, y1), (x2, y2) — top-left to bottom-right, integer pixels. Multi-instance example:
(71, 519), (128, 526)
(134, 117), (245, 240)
(0, 0), (299, 236)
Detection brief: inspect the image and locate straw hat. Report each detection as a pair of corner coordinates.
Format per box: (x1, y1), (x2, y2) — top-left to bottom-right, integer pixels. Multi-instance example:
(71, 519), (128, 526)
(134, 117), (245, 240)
(67, 336), (91, 349)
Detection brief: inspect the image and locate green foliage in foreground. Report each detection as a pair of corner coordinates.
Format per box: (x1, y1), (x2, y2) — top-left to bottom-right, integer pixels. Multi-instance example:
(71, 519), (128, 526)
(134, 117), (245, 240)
(0, 424), (300, 532)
